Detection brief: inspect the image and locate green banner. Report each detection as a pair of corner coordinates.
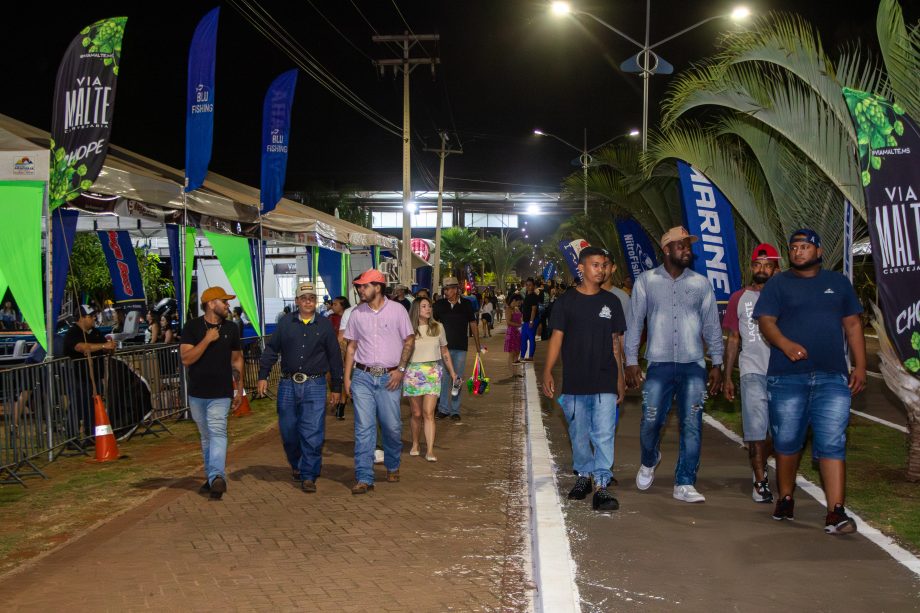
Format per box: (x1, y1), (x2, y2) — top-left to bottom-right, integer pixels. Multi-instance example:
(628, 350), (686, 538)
(204, 230), (262, 335)
(0, 182), (47, 349)
(185, 226), (196, 322)
(0, 267), (8, 305)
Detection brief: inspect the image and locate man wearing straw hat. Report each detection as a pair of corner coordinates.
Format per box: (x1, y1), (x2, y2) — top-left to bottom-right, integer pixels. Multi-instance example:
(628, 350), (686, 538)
(180, 286), (244, 501)
(258, 282), (343, 493)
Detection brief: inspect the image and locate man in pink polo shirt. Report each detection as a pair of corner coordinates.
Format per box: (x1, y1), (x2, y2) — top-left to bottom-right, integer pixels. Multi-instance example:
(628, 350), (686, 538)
(343, 269), (416, 494)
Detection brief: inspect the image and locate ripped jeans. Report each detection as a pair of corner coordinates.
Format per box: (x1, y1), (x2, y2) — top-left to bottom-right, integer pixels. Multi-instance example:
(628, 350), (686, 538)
(639, 361), (707, 486)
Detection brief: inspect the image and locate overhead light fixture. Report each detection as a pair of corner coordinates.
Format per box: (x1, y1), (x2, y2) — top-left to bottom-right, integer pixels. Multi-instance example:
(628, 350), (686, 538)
(533, 129), (545, 136)
(527, 203), (540, 215)
(731, 6), (751, 20)
(629, 129), (641, 137)
(551, 1), (571, 16)
(405, 202), (418, 213)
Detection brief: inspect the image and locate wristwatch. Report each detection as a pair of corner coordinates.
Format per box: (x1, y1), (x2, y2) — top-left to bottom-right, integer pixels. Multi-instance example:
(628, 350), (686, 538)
(397, 365), (407, 373)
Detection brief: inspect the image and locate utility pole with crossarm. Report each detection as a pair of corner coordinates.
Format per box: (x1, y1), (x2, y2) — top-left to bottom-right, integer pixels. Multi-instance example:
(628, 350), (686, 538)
(373, 32), (440, 286)
(424, 131), (462, 295)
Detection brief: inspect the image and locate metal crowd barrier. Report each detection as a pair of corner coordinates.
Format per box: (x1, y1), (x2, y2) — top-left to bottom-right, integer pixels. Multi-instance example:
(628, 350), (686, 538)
(0, 337), (279, 487)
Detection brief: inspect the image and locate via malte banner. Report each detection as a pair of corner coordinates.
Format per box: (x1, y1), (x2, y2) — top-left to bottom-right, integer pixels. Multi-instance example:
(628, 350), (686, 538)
(843, 88), (920, 372)
(51, 17), (127, 209)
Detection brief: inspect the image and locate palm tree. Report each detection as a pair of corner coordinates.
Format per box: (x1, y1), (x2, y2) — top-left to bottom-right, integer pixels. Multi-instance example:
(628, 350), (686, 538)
(482, 236), (530, 293)
(438, 227), (483, 280)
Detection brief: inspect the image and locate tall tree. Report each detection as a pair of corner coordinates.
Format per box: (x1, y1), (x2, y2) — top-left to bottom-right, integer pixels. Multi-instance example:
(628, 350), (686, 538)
(482, 235), (530, 292)
(438, 227), (483, 279)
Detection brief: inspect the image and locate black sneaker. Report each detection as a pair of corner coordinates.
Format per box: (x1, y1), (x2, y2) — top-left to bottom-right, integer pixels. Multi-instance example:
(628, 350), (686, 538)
(198, 480), (211, 495)
(592, 488), (620, 511)
(753, 478), (774, 503)
(568, 476), (592, 500)
(450, 414), (462, 422)
(209, 476), (227, 501)
(772, 495), (794, 521)
(825, 504), (857, 535)
(435, 412), (449, 420)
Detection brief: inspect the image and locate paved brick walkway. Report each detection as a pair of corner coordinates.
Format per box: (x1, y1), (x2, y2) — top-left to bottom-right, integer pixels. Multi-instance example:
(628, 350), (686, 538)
(1, 336), (531, 612)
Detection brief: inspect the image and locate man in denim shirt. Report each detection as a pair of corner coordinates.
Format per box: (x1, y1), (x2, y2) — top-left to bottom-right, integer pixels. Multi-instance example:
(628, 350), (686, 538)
(625, 227), (724, 503)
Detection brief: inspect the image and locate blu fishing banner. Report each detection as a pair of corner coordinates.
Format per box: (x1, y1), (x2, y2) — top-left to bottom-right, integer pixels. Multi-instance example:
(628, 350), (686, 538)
(843, 88), (920, 370)
(541, 262), (557, 281)
(677, 161), (742, 317)
(615, 218), (658, 281)
(185, 7), (219, 192)
(260, 69), (298, 215)
(97, 230), (145, 305)
(558, 238), (589, 281)
(50, 17), (127, 209)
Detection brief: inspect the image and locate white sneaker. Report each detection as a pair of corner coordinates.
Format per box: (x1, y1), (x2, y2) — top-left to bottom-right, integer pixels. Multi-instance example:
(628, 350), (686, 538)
(635, 452), (661, 491)
(673, 484), (706, 503)
(374, 449), (385, 464)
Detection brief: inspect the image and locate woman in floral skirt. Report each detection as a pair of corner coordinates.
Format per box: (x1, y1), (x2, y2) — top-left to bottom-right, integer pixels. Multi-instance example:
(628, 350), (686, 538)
(404, 297), (459, 461)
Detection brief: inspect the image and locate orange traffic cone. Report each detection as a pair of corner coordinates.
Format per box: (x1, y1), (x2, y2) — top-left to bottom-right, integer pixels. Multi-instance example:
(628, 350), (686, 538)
(233, 386), (252, 417)
(92, 394), (120, 462)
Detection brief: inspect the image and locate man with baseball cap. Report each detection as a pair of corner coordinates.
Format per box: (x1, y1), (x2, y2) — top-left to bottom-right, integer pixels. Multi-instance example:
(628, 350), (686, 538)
(433, 276), (482, 421)
(180, 286), (244, 500)
(625, 226), (724, 503)
(343, 269), (415, 494)
(723, 243), (781, 504)
(753, 229), (866, 534)
(258, 282), (343, 493)
(63, 304), (117, 439)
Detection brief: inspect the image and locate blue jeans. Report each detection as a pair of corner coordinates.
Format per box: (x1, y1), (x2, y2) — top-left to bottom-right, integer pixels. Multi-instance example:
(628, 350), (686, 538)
(438, 349), (468, 416)
(277, 378), (327, 480)
(188, 396), (231, 484)
(350, 369), (402, 484)
(768, 371), (851, 460)
(558, 393), (618, 488)
(520, 321), (536, 359)
(639, 362), (707, 486)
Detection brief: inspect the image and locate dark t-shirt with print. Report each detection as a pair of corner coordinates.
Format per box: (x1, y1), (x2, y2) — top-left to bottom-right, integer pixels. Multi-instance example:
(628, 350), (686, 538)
(182, 316), (241, 398)
(522, 292), (541, 323)
(432, 298), (475, 351)
(752, 269), (863, 376)
(549, 288), (626, 395)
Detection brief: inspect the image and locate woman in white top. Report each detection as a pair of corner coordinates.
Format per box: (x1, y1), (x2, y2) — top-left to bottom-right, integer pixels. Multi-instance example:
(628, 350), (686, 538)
(403, 297), (459, 461)
(480, 299), (494, 338)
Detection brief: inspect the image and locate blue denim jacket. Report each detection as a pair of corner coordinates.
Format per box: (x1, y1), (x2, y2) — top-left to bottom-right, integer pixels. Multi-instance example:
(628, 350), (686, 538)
(625, 265), (723, 366)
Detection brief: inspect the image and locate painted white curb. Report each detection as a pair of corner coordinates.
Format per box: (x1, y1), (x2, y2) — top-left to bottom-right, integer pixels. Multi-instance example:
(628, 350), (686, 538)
(703, 413), (920, 578)
(850, 408), (908, 434)
(523, 363), (581, 613)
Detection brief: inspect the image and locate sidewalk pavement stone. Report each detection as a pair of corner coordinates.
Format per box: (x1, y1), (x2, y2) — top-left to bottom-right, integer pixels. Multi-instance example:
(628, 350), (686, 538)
(0, 334), (531, 613)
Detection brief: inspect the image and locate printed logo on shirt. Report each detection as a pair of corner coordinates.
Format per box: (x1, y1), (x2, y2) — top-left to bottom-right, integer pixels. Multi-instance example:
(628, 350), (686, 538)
(599, 305), (612, 319)
(824, 288), (835, 294)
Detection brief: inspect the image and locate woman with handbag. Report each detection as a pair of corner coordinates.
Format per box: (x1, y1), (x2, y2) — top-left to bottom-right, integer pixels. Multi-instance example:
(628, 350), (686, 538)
(404, 297), (460, 462)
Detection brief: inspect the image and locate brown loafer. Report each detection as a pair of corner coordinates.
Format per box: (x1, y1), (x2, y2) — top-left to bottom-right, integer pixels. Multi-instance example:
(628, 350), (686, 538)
(301, 479), (317, 493)
(386, 470), (400, 483)
(351, 482), (374, 495)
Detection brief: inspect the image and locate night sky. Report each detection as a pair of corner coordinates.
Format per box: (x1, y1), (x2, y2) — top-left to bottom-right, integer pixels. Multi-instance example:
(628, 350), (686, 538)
(5, 1), (919, 196)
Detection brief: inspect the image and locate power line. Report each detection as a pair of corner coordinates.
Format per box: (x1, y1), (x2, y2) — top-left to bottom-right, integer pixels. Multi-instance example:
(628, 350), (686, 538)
(390, 0), (432, 57)
(444, 177), (561, 191)
(228, 0), (403, 138)
(305, 0), (374, 62)
(350, 0), (402, 57)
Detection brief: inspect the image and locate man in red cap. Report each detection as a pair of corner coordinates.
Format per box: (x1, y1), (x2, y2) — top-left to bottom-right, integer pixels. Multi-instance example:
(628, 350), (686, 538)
(723, 243), (781, 504)
(343, 269), (415, 494)
(180, 286), (244, 500)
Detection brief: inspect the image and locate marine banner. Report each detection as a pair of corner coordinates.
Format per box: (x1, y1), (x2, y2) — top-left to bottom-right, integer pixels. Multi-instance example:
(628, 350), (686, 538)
(843, 88), (920, 370)
(51, 17), (127, 209)
(677, 161), (743, 319)
(557, 238), (589, 282)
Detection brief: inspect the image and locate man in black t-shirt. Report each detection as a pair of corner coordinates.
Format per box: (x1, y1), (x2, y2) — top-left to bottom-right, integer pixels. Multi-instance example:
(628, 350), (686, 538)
(63, 304), (117, 438)
(542, 247), (626, 512)
(180, 286), (243, 500)
(433, 276), (482, 421)
(521, 279), (540, 362)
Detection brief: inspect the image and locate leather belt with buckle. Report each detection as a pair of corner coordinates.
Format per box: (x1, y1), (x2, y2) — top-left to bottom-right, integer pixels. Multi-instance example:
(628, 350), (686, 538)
(354, 362), (397, 376)
(282, 372), (325, 384)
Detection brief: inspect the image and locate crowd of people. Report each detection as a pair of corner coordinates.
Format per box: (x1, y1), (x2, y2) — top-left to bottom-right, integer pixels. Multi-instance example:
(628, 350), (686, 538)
(541, 226), (865, 536)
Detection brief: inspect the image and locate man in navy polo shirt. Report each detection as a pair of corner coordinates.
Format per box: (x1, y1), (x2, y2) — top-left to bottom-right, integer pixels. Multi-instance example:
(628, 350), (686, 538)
(753, 229), (866, 535)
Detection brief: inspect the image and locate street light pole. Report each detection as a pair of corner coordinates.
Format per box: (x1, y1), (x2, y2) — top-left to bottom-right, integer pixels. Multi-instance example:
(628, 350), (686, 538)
(552, 2), (750, 152)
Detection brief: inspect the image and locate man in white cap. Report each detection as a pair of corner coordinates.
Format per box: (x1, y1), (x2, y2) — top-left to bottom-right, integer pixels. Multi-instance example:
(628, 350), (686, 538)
(258, 282), (343, 493)
(625, 226), (723, 503)
(180, 286), (244, 500)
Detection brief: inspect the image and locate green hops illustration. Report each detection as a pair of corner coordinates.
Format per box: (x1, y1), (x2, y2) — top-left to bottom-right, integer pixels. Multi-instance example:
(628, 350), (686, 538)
(843, 88), (905, 187)
(79, 17), (127, 75)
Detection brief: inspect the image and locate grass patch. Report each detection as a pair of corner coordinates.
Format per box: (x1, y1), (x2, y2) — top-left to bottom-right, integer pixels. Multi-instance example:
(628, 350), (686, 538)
(706, 393), (920, 554)
(0, 398), (278, 575)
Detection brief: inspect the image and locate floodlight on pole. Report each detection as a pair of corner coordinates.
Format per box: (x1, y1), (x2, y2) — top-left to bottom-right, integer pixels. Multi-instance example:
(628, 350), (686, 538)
(405, 201), (418, 214)
(629, 129), (640, 137)
(551, 2), (752, 152)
